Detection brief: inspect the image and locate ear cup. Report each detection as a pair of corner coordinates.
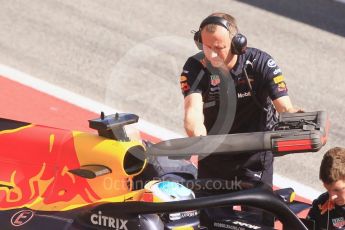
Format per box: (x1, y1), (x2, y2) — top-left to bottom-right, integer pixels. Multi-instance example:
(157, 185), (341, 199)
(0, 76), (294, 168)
(194, 30), (203, 50)
(231, 33), (247, 55)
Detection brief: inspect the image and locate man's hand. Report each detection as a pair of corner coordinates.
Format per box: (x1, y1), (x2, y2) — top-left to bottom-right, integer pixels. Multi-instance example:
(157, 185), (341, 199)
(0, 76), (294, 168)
(286, 107), (305, 113)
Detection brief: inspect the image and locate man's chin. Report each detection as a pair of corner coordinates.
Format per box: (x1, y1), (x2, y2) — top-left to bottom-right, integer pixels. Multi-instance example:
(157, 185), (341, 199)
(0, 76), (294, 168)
(210, 61), (224, 68)
(335, 200), (345, 206)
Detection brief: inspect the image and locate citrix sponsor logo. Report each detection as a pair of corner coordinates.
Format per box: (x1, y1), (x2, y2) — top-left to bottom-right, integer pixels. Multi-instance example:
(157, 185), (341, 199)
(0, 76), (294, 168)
(91, 211), (128, 230)
(237, 91), (251, 98)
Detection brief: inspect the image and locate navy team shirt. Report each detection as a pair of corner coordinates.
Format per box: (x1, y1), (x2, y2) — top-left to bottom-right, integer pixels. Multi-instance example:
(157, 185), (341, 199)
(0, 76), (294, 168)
(307, 192), (345, 229)
(180, 47), (289, 134)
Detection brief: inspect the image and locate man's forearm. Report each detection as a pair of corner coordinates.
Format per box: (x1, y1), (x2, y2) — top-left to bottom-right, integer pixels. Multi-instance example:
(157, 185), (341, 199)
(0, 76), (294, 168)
(184, 111), (207, 137)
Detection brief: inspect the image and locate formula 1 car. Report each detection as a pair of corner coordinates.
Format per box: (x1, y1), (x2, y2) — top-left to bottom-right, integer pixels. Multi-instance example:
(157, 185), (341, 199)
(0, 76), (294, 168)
(0, 111), (329, 230)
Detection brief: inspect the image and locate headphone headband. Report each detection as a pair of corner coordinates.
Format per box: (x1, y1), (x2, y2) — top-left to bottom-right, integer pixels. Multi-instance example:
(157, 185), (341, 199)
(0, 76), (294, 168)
(199, 16), (230, 31)
(194, 15), (247, 55)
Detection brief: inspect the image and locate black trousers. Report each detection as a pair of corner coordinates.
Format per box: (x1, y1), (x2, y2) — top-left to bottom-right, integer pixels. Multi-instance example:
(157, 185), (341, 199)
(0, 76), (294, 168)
(197, 151), (275, 227)
(198, 151), (274, 186)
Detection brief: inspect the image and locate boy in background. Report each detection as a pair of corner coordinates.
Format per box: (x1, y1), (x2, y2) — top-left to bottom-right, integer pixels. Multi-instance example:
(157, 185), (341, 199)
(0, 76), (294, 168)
(307, 147), (345, 229)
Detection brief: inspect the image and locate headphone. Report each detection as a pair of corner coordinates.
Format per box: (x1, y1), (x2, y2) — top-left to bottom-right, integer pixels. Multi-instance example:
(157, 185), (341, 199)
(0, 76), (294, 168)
(193, 16), (247, 55)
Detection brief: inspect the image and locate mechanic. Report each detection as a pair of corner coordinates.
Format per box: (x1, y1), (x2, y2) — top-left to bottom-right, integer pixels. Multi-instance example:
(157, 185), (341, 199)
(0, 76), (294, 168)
(307, 147), (345, 230)
(180, 12), (301, 187)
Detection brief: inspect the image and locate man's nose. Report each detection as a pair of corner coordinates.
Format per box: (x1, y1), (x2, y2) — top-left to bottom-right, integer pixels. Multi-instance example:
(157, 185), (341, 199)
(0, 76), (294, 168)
(330, 194), (338, 200)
